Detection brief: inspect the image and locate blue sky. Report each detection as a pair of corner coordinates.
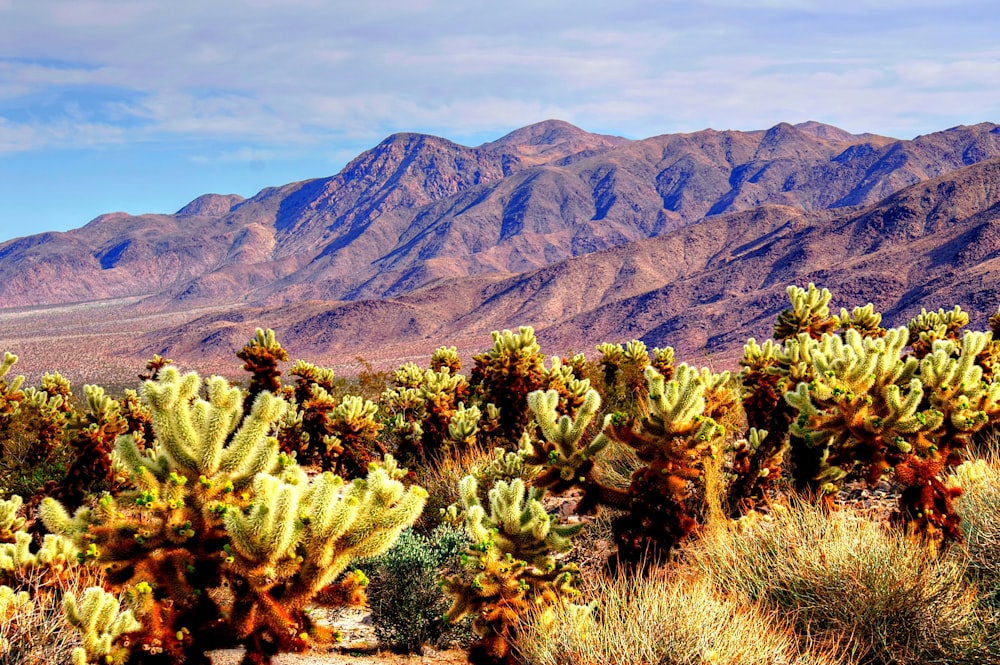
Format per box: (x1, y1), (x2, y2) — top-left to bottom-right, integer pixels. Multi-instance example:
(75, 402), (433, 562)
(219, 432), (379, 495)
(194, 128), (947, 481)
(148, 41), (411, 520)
(1, 0), (998, 243)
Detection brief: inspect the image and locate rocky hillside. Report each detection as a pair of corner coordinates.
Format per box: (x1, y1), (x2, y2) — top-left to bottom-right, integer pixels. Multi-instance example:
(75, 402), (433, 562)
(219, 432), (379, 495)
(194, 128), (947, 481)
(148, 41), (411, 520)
(3, 119), (1000, 381)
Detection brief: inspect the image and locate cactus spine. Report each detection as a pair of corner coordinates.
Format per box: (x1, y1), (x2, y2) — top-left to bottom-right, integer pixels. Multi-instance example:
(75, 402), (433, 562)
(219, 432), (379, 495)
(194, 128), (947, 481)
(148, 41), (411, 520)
(40, 367), (426, 664)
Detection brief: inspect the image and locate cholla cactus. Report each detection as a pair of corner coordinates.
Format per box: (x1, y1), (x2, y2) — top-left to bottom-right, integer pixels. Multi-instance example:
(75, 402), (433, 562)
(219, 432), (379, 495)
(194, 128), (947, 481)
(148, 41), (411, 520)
(385, 366), (471, 465)
(448, 403), (481, 447)
(541, 355), (592, 417)
(773, 283), (838, 341)
(470, 327), (547, 446)
(606, 364), (730, 562)
(597, 340), (650, 412)
(442, 475), (583, 665)
(40, 367), (426, 665)
(783, 327), (1000, 543)
(236, 328), (290, 412)
(47, 385), (129, 510)
(521, 388), (620, 515)
(64, 586), (142, 665)
(651, 346), (675, 379)
(907, 306), (969, 357)
(430, 346), (462, 373)
(0, 353), (24, 451)
(836, 304), (885, 338)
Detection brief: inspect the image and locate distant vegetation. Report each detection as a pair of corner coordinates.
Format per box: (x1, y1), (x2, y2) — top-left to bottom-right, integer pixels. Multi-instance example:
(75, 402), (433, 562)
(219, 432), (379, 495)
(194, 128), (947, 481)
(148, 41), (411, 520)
(3, 283), (1000, 664)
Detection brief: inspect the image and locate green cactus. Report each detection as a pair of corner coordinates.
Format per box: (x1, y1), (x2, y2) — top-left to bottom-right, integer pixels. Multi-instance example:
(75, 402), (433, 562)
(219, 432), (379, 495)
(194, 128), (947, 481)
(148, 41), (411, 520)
(0, 352), (24, 456)
(596, 340), (650, 412)
(236, 328), (290, 414)
(773, 283), (838, 341)
(64, 586), (143, 665)
(783, 326), (1000, 544)
(40, 367), (426, 665)
(430, 346), (463, 373)
(470, 327), (548, 446)
(442, 475), (583, 665)
(605, 364), (731, 562)
(908, 306), (969, 358)
(521, 388), (621, 515)
(384, 366), (470, 465)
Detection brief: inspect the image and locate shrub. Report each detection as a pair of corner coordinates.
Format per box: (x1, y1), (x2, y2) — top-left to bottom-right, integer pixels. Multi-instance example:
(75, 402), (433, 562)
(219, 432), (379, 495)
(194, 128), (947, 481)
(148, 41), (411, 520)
(685, 498), (997, 665)
(512, 565), (843, 665)
(364, 525), (472, 652)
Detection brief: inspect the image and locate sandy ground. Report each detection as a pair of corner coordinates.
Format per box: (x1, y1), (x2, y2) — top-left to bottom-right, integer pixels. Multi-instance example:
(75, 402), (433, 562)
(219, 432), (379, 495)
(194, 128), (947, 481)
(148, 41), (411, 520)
(206, 606), (468, 665)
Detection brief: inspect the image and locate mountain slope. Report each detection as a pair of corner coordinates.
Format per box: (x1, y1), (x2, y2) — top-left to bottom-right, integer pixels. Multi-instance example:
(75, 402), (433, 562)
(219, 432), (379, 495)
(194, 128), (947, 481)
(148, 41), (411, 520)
(4, 121), (1000, 312)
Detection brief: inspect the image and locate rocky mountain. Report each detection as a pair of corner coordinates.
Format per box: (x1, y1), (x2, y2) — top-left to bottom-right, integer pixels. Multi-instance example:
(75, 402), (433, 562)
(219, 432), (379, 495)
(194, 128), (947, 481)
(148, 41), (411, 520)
(3, 119), (1000, 382)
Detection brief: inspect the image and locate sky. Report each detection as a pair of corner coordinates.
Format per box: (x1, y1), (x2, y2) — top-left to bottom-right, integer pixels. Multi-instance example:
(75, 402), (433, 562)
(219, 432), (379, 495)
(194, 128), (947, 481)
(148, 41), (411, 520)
(0, 1), (998, 243)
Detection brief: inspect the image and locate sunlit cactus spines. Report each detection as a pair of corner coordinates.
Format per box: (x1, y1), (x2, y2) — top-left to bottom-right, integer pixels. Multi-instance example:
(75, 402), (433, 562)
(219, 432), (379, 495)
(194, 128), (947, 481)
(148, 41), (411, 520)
(908, 305), (970, 358)
(0, 351), (24, 418)
(541, 355), (592, 417)
(782, 322), (1000, 545)
(521, 388), (619, 515)
(39, 367), (425, 665)
(448, 402), (481, 446)
(773, 283), (838, 341)
(442, 474), (583, 665)
(470, 326), (548, 446)
(836, 303), (885, 338)
(63, 586), (142, 665)
(236, 327), (289, 412)
(430, 345), (462, 373)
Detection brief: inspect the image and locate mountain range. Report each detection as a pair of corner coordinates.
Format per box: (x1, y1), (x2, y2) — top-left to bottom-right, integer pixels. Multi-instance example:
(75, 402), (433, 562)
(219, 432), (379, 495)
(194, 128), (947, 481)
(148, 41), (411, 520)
(3, 119), (1000, 383)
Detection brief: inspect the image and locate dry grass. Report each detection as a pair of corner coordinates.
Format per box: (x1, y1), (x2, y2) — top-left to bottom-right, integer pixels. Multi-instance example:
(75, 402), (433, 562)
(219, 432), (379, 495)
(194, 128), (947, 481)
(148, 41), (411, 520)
(684, 498), (997, 665)
(512, 562), (843, 665)
(953, 438), (1000, 609)
(0, 563), (107, 665)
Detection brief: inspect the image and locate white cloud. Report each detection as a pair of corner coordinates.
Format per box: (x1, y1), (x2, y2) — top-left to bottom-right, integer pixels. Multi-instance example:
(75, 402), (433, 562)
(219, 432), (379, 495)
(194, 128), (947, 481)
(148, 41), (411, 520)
(0, 0), (998, 155)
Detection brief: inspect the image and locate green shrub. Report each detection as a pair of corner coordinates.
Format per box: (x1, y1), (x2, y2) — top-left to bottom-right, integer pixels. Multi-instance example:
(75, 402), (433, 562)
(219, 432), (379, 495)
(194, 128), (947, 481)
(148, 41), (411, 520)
(364, 525), (472, 653)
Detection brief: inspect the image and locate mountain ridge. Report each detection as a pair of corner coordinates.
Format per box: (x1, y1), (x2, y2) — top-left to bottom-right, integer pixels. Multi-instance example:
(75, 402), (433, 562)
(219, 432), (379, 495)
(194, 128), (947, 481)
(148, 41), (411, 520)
(3, 119), (1000, 383)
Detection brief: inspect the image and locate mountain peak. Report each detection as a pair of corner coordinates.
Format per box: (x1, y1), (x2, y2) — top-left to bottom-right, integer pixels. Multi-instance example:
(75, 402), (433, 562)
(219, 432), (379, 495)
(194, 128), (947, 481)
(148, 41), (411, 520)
(488, 119), (593, 147)
(176, 193), (245, 217)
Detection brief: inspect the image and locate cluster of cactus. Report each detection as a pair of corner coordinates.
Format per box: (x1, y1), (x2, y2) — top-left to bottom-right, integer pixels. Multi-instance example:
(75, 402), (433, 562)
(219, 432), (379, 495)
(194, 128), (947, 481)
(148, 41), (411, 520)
(731, 285), (1000, 547)
(469, 327), (549, 445)
(596, 339), (674, 412)
(383, 363), (472, 466)
(38, 367), (427, 664)
(1, 494), (140, 665)
(0, 357), (156, 511)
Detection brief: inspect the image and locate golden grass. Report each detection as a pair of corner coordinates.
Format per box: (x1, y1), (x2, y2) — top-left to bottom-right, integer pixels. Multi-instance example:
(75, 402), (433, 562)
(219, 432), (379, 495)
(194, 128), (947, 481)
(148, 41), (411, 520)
(0, 563), (106, 665)
(512, 562), (843, 665)
(684, 498), (997, 665)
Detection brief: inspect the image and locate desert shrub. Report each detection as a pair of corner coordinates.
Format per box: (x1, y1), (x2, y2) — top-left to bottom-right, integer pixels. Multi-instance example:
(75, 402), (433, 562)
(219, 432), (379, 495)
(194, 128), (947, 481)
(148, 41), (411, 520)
(953, 440), (1000, 607)
(685, 498), (998, 665)
(363, 525), (473, 652)
(512, 564), (842, 665)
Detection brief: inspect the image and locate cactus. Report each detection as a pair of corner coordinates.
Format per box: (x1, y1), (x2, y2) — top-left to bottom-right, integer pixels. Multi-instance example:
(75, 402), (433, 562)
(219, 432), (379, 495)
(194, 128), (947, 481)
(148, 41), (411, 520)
(46, 385), (129, 510)
(783, 326), (1000, 545)
(773, 283), (838, 341)
(470, 327), (548, 446)
(606, 364), (731, 562)
(430, 346), (462, 373)
(236, 328), (289, 414)
(0, 352), (25, 454)
(442, 475), (583, 665)
(64, 586), (143, 665)
(521, 388), (623, 516)
(40, 367), (426, 665)
(384, 366), (470, 466)
(597, 340), (651, 412)
(908, 306), (969, 358)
